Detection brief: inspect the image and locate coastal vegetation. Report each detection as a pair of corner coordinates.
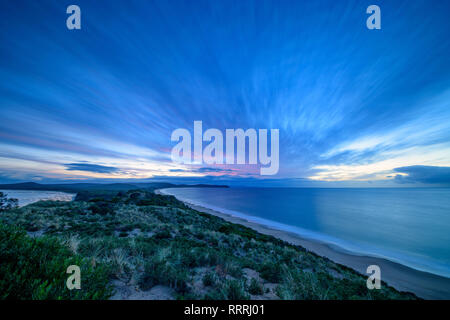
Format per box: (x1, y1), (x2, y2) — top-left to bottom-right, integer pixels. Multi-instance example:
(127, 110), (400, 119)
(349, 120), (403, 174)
(0, 223), (112, 299)
(0, 189), (416, 300)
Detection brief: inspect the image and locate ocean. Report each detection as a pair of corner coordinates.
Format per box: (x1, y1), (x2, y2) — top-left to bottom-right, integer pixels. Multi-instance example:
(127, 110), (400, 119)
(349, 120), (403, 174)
(161, 187), (450, 278)
(0, 189), (75, 207)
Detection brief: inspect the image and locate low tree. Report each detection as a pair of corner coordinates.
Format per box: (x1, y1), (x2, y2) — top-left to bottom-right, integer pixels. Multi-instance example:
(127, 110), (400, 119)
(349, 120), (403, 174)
(0, 192), (18, 211)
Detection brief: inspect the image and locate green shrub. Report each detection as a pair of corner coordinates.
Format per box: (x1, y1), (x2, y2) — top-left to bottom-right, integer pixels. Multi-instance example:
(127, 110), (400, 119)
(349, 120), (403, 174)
(224, 280), (249, 300)
(260, 262), (283, 283)
(204, 279), (249, 300)
(202, 272), (216, 287)
(88, 203), (113, 216)
(247, 278), (264, 295)
(0, 192), (18, 211)
(154, 229), (171, 239)
(139, 258), (189, 294)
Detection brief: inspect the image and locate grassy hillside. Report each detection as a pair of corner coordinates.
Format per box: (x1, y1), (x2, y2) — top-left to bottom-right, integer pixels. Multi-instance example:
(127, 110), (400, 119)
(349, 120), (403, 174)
(0, 190), (416, 300)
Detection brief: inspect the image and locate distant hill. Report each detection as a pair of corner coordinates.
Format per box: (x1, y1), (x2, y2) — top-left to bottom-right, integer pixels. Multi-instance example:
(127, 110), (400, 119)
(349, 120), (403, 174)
(0, 182), (229, 193)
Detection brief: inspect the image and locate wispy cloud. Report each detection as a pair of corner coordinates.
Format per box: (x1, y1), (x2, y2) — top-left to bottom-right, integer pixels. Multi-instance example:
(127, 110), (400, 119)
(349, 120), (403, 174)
(311, 92), (450, 182)
(65, 163), (119, 174)
(170, 167), (233, 173)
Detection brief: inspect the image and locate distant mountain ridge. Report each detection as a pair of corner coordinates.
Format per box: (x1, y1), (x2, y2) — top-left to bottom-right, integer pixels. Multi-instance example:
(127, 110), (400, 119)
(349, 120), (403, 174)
(0, 182), (229, 192)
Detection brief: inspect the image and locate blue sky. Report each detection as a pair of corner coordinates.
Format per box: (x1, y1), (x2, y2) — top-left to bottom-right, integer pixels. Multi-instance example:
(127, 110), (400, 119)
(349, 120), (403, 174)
(0, 0), (450, 186)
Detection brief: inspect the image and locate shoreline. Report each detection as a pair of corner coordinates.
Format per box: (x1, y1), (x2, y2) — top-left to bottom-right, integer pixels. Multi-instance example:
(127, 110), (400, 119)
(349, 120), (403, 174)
(0, 189), (76, 207)
(156, 188), (450, 299)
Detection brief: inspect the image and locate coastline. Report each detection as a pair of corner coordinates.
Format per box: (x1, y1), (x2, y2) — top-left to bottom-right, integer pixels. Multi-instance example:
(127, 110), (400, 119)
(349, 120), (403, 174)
(0, 189), (76, 207)
(156, 188), (450, 299)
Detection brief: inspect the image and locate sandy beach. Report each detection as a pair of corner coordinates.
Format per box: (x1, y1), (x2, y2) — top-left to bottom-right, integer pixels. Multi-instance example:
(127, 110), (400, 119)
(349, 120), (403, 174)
(157, 188), (450, 299)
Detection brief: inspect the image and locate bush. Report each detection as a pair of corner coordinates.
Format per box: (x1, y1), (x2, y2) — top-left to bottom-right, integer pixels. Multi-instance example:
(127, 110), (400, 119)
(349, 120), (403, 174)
(0, 223), (113, 299)
(154, 229), (171, 239)
(0, 192), (18, 211)
(88, 203), (113, 215)
(260, 262), (283, 283)
(202, 272), (216, 287)
(204, 279), (249, 300)
(139, 258), (189, 294)
(247, 278), (264, 295)
(224, 280), (249, 300)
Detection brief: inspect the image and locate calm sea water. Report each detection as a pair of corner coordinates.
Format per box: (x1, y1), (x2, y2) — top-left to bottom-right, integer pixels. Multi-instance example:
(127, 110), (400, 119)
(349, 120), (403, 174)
(162, 187), (450, 278)
(0, 189), (75, 207)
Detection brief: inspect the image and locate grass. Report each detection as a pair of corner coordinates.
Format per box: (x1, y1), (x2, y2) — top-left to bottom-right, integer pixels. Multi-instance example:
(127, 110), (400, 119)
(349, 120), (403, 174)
(0, 223), (112, 299)
(0, 189), (417, 300)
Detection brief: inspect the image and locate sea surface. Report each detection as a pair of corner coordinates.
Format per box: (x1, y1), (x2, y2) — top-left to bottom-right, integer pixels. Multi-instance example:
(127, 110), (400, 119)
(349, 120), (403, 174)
(0, 189), (75, 207)
(162, 187), (450, 278)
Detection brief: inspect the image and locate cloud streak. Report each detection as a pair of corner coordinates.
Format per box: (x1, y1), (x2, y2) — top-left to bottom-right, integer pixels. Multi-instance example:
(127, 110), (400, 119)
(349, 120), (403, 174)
(394, 165), (450, 185)
(65, 163), (119, 174)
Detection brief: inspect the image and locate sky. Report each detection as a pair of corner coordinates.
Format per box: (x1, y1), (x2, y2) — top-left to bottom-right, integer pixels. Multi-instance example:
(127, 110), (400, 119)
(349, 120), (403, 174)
(0, 0), (450, 187)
